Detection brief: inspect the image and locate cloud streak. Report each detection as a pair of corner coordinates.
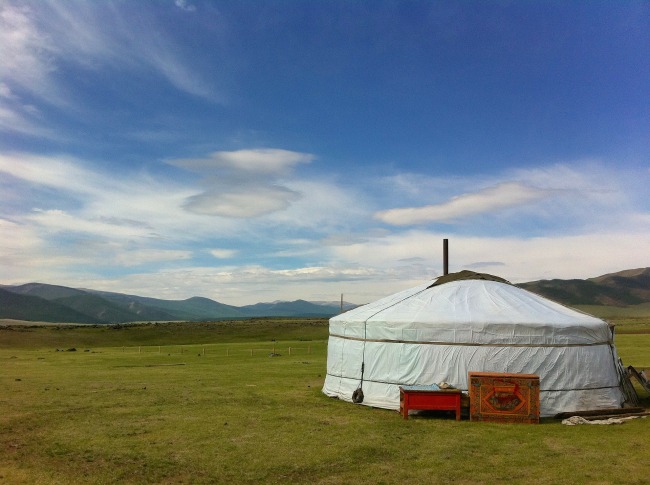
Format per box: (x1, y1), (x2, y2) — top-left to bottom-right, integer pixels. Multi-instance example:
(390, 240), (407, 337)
(375, 182), (550, 225)
(183, 185), (301, 218)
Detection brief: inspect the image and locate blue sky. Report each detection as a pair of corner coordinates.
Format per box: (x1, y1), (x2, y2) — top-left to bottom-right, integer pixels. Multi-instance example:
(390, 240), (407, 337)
(1, 0), (649, 305)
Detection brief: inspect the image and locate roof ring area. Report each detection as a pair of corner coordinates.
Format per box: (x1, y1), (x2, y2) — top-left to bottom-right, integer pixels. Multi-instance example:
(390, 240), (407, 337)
(428, 270), (511, 288)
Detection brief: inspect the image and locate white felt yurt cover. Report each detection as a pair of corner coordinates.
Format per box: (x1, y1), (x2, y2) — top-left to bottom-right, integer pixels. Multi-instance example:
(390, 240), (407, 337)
(322, 272), (629, 417)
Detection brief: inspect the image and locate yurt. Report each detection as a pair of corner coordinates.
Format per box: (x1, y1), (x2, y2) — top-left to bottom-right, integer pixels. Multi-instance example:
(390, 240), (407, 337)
(322, 271), (633, 417)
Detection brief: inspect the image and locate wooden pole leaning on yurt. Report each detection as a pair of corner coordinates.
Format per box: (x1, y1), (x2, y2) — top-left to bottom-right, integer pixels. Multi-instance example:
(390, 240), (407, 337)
(443, 238), (449, 276)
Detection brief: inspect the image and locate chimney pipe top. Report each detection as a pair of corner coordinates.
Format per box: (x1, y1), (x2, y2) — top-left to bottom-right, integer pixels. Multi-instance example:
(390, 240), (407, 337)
(443, 239), (449, 276)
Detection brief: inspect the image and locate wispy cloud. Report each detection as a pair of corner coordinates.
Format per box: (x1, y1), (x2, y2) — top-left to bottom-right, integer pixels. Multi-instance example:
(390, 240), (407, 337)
(0, 153), (99, 195)
(0, 3), (63, 102)
(0, 4), (69, 136)
(0, 0), (221, 137)
(0, 153), (198, 237)
(0, 102), (53, 138)
(174, 0), (196, 12)
(28, 209), (155, 239)
(265, 178), (371, 233)
(375, 182), (550, 225)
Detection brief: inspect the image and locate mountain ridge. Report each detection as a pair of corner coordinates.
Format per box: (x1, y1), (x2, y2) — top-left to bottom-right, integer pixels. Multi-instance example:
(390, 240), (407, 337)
(517, 267), (650, 307)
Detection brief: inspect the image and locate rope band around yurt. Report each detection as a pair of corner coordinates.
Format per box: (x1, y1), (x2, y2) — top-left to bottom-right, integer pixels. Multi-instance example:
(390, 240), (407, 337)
(329, 333), (613, 348)
(328, 372), (624, 394)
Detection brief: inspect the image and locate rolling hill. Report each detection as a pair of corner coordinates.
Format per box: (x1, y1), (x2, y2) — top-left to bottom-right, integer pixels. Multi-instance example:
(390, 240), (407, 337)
(517, 267), (650, 307)
(84, 290), (244, 321)
(0, 288), (105, 324)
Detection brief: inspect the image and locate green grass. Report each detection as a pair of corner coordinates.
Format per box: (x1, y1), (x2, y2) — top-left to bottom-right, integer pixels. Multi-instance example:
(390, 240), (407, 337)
(569, 306), (650, 334)
(0, 318), (330, 349)
(1, 319), (648, 484)
(575, 302), (650, 319)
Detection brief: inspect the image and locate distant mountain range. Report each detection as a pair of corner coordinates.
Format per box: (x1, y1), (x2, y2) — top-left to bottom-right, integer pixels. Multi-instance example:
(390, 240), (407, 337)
(0, 283), (356, 324)
(1, 267), (649, 324)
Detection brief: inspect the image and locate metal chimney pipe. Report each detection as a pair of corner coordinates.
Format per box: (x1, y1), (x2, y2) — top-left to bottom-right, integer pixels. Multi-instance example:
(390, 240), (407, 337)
(443, 239), (449, 275)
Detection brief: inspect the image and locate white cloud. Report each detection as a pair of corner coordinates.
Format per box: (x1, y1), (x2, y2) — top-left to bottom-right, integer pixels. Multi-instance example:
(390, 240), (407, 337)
(183, 184), (300, 218)
(168, 149), (315, 218)
(168, 149), (314, 175)
(0, 83), (16, 100)
(0, 104), (52, 138)
(375, 182), (549, 225)
(0, 218), (43, 270)
(265, 177), (371, 232)
(174, 0), (196, 12)
(210, 248), (238, 259)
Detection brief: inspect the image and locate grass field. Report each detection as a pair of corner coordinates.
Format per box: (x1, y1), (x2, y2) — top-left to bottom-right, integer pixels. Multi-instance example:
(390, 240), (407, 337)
(1, 318), (648, 484)
(575, 302), (650, 320)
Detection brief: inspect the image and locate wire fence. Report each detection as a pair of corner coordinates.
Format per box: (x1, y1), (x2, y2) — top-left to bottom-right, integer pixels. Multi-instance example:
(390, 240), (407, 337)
(114, 343), (319, 357)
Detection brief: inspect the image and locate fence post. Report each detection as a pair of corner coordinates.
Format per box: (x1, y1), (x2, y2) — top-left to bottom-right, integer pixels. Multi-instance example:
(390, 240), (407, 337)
(289, 346), (291, 356)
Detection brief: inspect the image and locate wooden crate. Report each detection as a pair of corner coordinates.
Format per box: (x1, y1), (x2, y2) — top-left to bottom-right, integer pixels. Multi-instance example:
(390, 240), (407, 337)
(469, 372), (540, 424)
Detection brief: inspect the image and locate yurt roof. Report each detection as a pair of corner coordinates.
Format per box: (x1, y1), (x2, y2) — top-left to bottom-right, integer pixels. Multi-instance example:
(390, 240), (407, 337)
(332, 270), (606, 328)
